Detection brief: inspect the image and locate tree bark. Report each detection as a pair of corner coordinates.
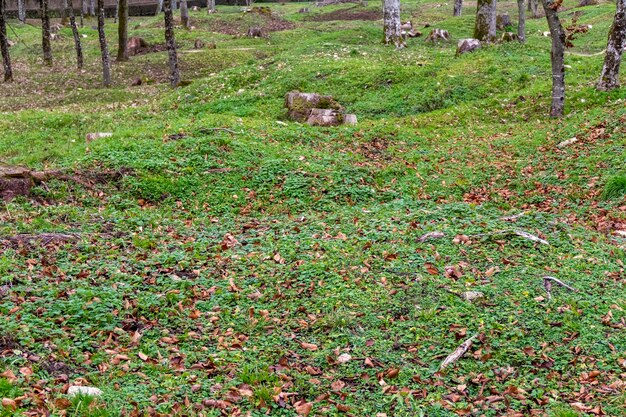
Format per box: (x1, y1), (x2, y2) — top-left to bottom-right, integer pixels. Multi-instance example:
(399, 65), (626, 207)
(0, 0), (13, 82)
(474, 0), (496, 42)
(171, 0), (177, 11)
(517, 0), (526, 42)
(541, 0), (565, 117)
(117, 0), (128, 61)
(17, 0), (25, 23)
(180, 0), (189, 29)
(80, 0), (84, 26)
(383, 0), (405, 48)
(114, 0), (118, 23)
(41, 0), (52, 66)
(597, 0), (626, 91)
(529, 0), (539, 18)
(67, 0), (83, 69)
(207, 0), (215, 13)
(89, 0), (95, 16)
(97, 0), (111, 87)
(60, 0), (68, 24)
(163, 0), (180, 87)
(156, 0), (163, 15)
(453, 0), (462, 16)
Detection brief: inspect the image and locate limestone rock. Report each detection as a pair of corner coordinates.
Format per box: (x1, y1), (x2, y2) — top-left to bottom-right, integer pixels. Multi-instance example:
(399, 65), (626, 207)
(67, 386), (103, 397)
(456, 38), (481, 55)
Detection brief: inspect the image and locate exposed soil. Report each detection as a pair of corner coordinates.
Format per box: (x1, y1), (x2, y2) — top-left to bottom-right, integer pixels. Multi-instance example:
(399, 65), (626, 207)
(309, 8), (381, 22)
(205, 14), (295, 36)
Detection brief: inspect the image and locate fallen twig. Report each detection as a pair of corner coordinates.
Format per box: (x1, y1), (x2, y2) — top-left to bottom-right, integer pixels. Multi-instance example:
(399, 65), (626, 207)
(543, 276), (578, 299)
(198, 127), (241, 135)
(440, 334), (477, 370)
(470, 229), (549, 246)
(418, 231), (445, 242)
(0, 233), (79, 246)
(499, 212), (526, 222)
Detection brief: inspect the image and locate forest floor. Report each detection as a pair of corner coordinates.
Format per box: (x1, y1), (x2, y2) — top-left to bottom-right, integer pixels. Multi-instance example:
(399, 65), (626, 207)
(0, 1), (625, 416)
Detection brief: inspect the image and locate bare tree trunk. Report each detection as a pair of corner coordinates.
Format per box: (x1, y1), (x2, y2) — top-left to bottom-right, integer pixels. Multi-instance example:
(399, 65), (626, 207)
(541, 0), (565, 117)
(180, 0), (189, 29)
(17, 0), (26, 23)
(518, 0), (526, 42)
(97, 0), (111, 87)
(474, 0), (496, 42)
(114, 0), (118, 23)
(163, 0), (180, 87)
(0, 0), (13, 82)
(383, 0), (405, 48)
(89, 0), (95, 16)
(171, 0), (177, 11)
(597, 0), (626, 91)
(117, 0), (128, 61)
(156, 0), (163, 15)
(453, 0), (462, 16)
(80, 0), (84, 26)
(41, 0), (52, 66)
(529, 0), (539, 17)
(207, 0), (215, 13)
(60, 0), (68, 24)
(67, 0), (83, 69)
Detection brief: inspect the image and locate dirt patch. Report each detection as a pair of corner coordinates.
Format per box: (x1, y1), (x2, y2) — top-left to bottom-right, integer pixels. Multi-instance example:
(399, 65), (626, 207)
(207, 14), (295, 36)
(309, 8), (381, 22)
(357, 137), (390, 161)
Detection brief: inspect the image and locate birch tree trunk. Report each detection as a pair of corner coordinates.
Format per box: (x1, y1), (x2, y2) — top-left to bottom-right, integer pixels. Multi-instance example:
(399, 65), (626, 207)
(163, 0), (180, 87)
(18, 0), (26, 23)
(540, 0), (565, 117)
(383, 0), (405, 48)
(453, 0), (462, 16)
(117, 0), (128, 61)
(0, 0), (13, 82)
(180, 0), (189, 29)
(207, 0), (215, 13)
(41, 0), (53, 66)
(97, 0), (111, 87)
(68, 0), (83, 69)
(597, 0), (626, 91)
(474, 0), (496, 42)
(517, 0), (526, 42)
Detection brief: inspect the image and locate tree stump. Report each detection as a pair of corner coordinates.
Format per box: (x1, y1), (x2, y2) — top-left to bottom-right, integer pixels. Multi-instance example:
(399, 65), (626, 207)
(0, 165), (33, 200)
(456, 38), (481, 55)
(425, 28), (450, 42)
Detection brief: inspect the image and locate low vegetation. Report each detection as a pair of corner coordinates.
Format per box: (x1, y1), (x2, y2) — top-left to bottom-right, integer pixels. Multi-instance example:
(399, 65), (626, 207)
(0, 1), (625, 416)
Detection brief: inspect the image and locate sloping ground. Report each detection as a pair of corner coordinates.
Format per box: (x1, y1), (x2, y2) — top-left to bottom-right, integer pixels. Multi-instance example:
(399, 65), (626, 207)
(0, 1), (625, 417)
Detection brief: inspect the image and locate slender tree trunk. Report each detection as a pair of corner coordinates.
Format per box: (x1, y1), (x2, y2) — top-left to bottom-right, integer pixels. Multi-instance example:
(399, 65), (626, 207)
(60, 0), (68, 24)
(67, 0), (83, 69)
(453, 0), (462, 16)
(41, 0), (52, 66)
(97, 0), (111, 86)
(529, 0), (539, 18)
(163, 0), (180, 87)
(0, 0), (13, 82)
(383, 0), (405, 48)
(80, 0), (84, 26)
(518, 0), (526, 43)
(114, 0), (118, 23)
(89, 0), (95, 16)
(18, 0), (26, 23)
(117, 0), (128, 61)
(180, 0), (189, 29)
(597, 0), (626, 91)
(207, 0), (215, 13)
(171, 0), (177, 11)
(156, 0), (163, 15)
(474, 0), (496, 42)
(540, 0), (565, 117)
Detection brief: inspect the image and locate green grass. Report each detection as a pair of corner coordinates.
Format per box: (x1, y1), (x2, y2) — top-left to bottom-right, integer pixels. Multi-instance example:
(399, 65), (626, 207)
(1, 1), (625, 416)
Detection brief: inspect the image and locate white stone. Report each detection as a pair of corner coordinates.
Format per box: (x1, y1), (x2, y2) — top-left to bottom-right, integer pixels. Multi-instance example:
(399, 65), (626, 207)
(68, 386), (103, 397)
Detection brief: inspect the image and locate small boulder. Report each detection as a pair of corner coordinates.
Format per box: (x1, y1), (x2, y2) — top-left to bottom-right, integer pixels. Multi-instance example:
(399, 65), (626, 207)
(496, 13), (512, 30)
(425, 28), (450, 43)
(131, 77), (143, 86)
(343, 114), (358, 126)
(67, 386), (103, 397)
(456, 38), (481, 55)
(501, 32), (518, 42)
(192, 5), (199, 11)
(207, 42), (217, 49)
(285, 92), (344, 122)
(307, 109), (341, 127)
(298, 7), (309, 13)
(194, 39), (205, 49)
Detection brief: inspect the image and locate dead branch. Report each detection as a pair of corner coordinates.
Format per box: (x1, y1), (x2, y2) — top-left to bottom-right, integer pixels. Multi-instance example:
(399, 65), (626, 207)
(440, 334), (477, 370)
(470, 229), (549, 245)
(1, 233), (79, 246)
(418, 231), (445, 242)
(543, 275), (578, 299)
